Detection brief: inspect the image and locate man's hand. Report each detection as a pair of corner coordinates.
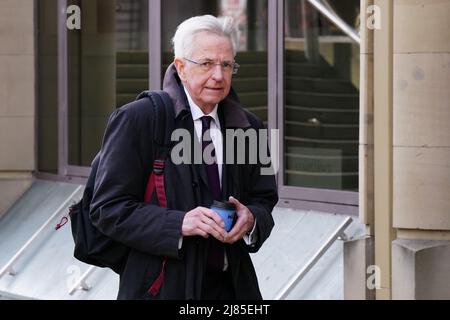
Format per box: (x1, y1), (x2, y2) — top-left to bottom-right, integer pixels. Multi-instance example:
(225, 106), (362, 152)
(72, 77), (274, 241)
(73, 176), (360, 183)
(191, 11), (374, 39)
(225, 196), (255, 244)
(182, 206), (227, 242)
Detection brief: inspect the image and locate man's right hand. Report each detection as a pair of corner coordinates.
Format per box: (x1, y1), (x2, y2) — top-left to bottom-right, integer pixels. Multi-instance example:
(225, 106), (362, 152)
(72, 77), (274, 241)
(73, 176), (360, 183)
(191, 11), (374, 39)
(182, 206), (227, 242)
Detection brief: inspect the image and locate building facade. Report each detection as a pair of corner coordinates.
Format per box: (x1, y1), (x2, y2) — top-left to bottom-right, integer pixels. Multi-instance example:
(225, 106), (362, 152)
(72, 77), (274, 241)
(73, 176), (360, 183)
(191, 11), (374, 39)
(0, 0), (449, 299)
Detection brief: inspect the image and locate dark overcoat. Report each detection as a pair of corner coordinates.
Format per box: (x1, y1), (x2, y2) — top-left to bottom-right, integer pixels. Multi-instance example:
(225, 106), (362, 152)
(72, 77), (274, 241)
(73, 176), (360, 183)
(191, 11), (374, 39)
(90, 64), (278, 299)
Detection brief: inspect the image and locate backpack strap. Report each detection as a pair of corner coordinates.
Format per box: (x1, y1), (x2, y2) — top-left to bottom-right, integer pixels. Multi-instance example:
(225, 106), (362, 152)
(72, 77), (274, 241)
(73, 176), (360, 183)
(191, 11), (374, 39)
(143, 159), (166, 207)
(149, 90), (176, 159)
(136, 90), (174, 297)
(135, 90), (175, 159)
(137, 90), (174, 208)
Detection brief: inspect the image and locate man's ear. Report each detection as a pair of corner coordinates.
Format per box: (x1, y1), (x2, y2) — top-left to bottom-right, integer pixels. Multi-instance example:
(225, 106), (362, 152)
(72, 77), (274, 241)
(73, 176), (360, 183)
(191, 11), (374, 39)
(174, 58), (187, 82)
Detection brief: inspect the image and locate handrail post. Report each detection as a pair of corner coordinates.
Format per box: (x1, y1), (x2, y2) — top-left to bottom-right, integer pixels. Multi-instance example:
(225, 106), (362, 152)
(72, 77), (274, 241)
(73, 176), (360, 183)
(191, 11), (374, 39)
(68, 266), (96, 295)
(274, 216), (353, 300)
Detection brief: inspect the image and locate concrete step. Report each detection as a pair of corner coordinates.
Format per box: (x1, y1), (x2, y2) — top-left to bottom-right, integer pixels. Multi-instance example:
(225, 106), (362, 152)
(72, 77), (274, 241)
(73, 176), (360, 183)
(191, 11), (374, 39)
(238, 92), (268, 108)
(116, 79), (149, 94)
(243, 105), (359, 125)
(286, 152), (358, 173)
(286, 76), (358, 94)
(285, 105), (359, 125)
(286, 120), (359, 140)
(117, 64), (148, 79)
(286, 136), (358, 156)
(286, 63), (336, 78)
(232, 78), (267, 93)
(286, 91), (358, 109)
(117, 51), (148, 64)
(235, 51), (268, 64)
(285, 50), (308, 63)
(285, 169), (358, 190)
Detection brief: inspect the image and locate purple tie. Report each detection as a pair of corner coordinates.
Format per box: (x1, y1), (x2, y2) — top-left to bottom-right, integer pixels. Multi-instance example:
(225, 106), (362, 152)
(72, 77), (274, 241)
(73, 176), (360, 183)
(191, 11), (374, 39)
(201, 116), (222, 201)
(201, 116), (224, 271)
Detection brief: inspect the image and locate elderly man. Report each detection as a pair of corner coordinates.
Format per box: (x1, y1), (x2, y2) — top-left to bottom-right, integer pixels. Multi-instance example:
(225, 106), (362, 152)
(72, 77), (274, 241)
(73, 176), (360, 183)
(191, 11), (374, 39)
(90, 15), (278, 300)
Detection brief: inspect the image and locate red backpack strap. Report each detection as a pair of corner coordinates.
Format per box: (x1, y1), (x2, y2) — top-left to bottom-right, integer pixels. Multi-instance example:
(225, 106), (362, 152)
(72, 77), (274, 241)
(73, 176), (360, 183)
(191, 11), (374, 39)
(144, 159), (167, 208)
(148, 258), (167, 297)
(143, 158), (168, 297)
(140, 91), (174, 298)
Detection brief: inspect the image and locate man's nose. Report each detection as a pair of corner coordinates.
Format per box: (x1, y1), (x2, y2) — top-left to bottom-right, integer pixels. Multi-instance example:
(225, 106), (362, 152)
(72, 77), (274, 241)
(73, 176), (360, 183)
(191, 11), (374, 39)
(211, 64), (224, 81)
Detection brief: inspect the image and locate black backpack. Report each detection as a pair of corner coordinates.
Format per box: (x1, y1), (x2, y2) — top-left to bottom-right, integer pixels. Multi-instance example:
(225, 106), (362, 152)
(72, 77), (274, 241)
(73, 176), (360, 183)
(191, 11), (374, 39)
(56, 91), (175, 274)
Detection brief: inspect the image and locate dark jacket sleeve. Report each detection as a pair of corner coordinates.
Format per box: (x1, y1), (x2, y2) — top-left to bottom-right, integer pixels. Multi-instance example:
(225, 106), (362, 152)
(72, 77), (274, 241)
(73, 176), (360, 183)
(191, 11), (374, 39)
(89, 100), (185, 259)
(244, 115), (279, 253)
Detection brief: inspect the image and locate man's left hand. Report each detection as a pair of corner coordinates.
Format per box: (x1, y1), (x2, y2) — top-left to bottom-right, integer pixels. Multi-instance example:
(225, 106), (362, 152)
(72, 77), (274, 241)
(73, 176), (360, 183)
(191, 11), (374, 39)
(225, 196), (255, 244)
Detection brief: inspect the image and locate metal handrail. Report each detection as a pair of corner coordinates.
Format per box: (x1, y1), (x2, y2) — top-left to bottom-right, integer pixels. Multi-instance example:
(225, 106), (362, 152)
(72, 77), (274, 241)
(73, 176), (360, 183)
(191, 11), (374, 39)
(274, 216), (353, 300)
(0, 185), (83, 279)
(68, 266), (96, 295)
(321, 0), (340, 18)
(306, 0), (361, 44)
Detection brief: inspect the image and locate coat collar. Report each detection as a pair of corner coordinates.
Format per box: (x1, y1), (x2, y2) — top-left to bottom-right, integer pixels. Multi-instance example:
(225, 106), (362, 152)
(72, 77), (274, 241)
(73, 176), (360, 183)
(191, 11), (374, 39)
(162, 63), (251, 129)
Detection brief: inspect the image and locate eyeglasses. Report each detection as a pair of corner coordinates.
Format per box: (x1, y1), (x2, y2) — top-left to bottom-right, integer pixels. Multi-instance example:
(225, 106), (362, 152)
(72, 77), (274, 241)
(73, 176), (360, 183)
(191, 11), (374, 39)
(183, 57), (240, 75)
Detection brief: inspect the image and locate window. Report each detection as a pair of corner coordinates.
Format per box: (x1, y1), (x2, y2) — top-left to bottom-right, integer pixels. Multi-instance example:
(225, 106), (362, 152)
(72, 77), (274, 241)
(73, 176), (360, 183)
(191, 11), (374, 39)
(283, 0), (360, 192)
(66, 0), (149, 167)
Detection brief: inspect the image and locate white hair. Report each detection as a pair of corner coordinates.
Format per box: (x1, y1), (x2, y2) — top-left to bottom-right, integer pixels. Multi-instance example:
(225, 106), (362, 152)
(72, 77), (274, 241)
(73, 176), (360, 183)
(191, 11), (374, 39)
(172, 15), (239, 59)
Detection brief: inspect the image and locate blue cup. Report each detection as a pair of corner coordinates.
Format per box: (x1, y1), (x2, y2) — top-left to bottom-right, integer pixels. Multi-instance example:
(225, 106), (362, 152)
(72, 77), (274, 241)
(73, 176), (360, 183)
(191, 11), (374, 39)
(211, 200), (236, 232)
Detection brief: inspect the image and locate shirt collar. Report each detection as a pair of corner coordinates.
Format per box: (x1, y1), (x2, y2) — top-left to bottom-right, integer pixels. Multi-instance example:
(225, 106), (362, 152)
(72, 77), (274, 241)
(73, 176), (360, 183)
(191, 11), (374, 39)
(183, 86), (220, 126)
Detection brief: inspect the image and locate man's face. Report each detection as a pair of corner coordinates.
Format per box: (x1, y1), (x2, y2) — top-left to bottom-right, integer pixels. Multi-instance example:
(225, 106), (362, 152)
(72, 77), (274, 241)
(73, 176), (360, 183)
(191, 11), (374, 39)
(175, 32), (234, 112)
